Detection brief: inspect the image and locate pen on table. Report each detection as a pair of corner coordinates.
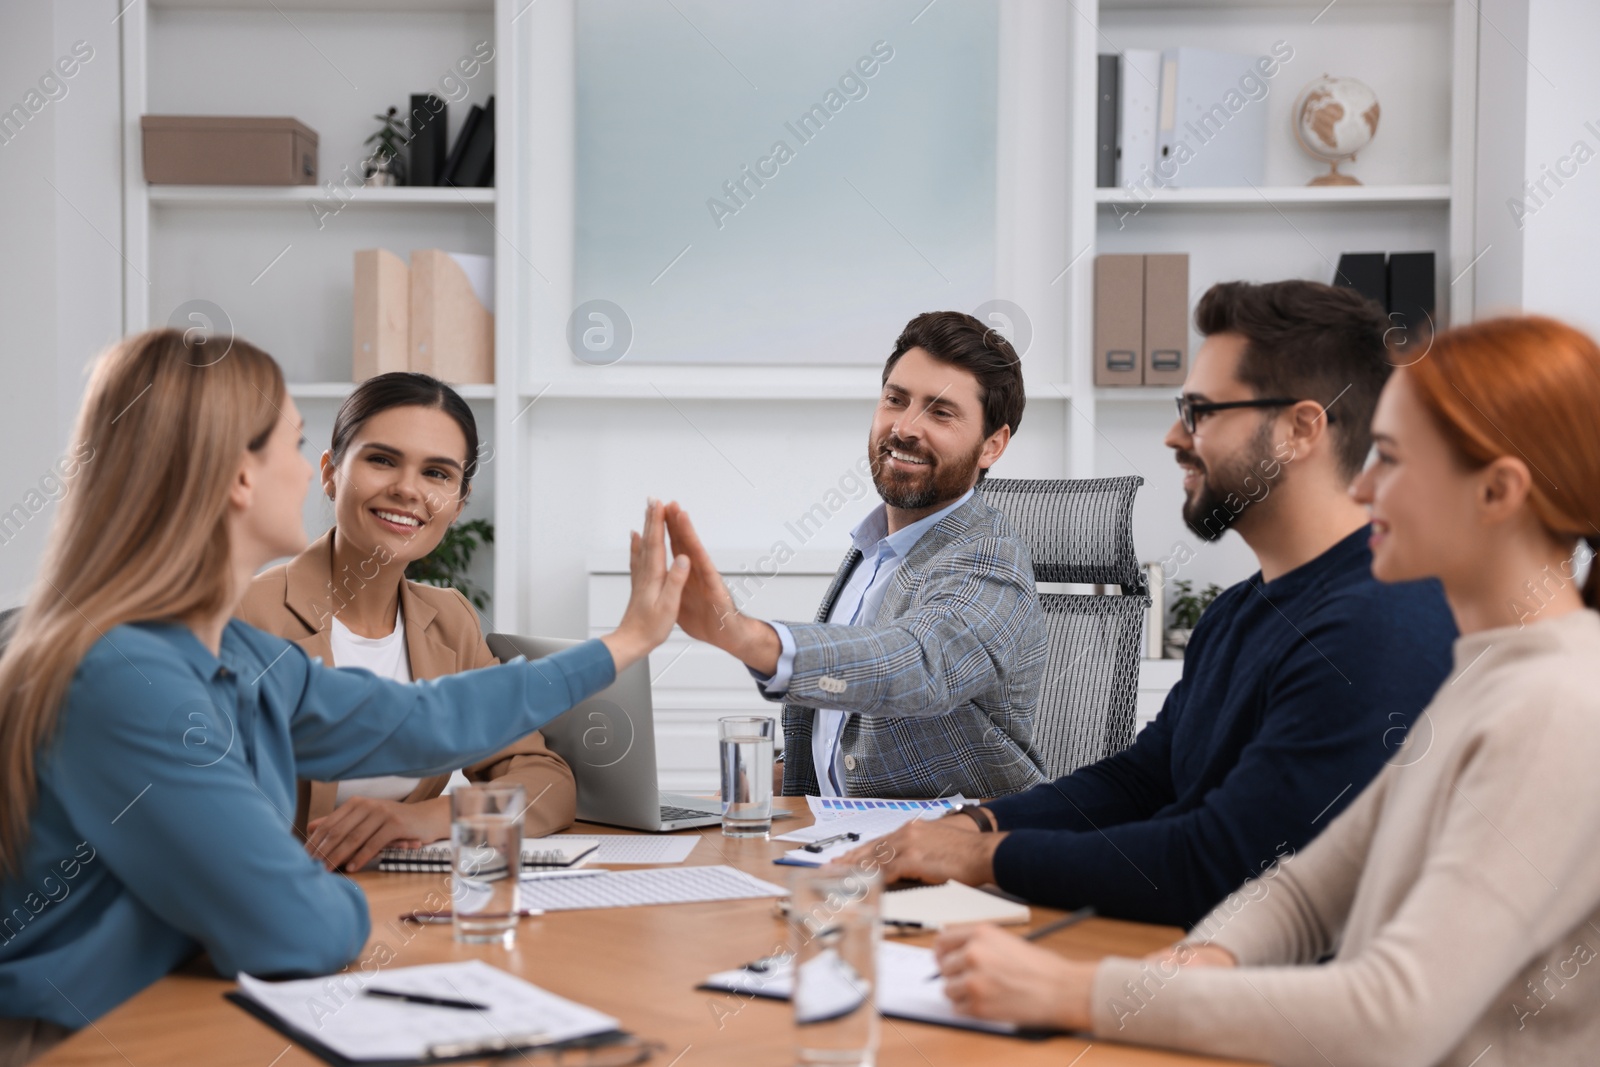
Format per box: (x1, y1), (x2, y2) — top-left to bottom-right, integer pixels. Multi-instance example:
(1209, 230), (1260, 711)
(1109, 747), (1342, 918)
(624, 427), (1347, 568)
(926, 906), (1097, 981)
(520, 867), (610, 881)
(801, 831), (861, 853)
(364, 988), (488, 1011)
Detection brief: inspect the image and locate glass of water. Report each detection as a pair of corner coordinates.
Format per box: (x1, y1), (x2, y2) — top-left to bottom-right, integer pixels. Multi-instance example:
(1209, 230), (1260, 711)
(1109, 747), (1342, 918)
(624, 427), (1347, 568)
(790, 865), (881, 1067)
(450, 782), (525, 945)
(719, 715), (774, 838)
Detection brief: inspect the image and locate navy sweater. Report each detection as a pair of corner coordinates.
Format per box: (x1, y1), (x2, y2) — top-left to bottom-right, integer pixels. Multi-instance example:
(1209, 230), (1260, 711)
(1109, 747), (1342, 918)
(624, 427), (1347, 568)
(987, 526), (1457, 929)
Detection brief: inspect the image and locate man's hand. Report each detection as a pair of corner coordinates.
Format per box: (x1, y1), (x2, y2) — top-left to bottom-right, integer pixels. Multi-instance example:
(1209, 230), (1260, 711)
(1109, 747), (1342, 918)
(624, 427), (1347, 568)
(832, 818), (1004, 887)
(664, 503), (781, 675)
(305, 795), (450, 873)
(934, 924), (1096, 1030)
(599, 499), (693, 673)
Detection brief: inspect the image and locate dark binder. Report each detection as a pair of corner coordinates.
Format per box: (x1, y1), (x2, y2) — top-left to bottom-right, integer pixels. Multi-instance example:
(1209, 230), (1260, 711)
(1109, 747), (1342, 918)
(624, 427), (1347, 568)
(407, 94), (448, 186)
(440, 103), (483, 188)
(1332, 252), (1387, 308)
(1387, 252), (1437, 353)
(445, 96), (495, 188)
(1097, 55), (1119, 187)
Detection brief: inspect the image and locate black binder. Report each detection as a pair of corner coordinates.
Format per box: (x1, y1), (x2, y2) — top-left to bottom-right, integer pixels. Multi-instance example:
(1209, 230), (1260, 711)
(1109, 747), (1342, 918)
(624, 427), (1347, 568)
(407, 94), (448, 187)
(1097, 55), (1119, 187)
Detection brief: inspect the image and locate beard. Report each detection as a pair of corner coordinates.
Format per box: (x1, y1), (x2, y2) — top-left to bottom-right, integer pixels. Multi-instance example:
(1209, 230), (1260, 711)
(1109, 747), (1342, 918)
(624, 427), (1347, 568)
(1180, 421), (1277, 542)
(869, 431), (985, 511)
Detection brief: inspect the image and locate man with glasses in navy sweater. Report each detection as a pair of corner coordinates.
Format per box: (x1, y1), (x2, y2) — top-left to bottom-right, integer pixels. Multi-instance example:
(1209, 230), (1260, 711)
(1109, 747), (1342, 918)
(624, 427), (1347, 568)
(843, 280), (1458, 929)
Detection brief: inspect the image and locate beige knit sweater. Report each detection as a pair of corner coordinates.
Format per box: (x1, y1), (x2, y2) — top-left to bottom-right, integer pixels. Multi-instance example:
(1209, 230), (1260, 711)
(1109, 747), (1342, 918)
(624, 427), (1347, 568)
(1090, 608), (1600, 1067)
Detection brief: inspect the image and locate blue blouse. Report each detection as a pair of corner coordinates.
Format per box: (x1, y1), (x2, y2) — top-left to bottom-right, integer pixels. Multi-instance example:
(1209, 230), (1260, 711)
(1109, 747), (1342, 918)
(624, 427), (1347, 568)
(0, 619), (614, 1027)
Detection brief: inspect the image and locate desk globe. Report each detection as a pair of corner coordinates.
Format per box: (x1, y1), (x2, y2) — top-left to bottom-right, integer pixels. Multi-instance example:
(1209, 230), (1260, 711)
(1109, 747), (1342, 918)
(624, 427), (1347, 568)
(1293, 75), (1381, 186)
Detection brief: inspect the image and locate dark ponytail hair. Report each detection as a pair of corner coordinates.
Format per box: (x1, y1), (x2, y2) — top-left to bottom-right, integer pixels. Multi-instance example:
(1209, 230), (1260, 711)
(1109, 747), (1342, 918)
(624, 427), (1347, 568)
(330, 373), (480, 493)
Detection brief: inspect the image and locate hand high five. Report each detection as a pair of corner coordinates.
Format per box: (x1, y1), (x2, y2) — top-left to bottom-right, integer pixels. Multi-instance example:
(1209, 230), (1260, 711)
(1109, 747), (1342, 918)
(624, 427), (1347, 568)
(599, 499), (692, 673)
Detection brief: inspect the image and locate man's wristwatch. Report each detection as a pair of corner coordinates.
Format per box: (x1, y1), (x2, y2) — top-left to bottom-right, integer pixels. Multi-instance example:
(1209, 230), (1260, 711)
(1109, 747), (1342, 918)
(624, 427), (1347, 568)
(945, 803), (996, 832)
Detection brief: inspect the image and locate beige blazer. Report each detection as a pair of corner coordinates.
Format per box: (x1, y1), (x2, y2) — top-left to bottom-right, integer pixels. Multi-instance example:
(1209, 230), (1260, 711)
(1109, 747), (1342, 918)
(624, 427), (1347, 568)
(235, 529), (576, 838)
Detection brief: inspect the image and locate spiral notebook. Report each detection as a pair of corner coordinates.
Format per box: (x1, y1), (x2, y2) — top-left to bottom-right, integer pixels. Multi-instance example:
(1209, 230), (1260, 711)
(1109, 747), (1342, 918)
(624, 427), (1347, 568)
(377, 838), (599, 872)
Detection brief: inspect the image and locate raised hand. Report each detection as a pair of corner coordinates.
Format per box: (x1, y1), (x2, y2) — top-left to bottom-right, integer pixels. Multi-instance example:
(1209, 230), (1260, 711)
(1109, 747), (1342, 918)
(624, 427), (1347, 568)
(663, 502), (781, 675)
(599, 499), (692, 673)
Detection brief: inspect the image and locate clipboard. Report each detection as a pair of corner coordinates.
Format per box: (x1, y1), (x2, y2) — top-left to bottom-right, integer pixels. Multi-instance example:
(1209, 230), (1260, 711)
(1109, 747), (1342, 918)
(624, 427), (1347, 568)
(225, 992), (649, 1066)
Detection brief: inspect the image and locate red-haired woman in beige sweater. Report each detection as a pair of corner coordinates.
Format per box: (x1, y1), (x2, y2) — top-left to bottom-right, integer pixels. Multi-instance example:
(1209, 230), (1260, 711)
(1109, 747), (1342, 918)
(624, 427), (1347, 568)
(933, 315), (1600, 1067)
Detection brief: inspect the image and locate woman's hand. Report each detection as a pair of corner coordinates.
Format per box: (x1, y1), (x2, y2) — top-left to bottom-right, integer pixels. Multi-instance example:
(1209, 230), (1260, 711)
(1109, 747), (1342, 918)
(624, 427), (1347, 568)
(305, 795), (450, 873)
(600, 499), (692, 674)
(934, 924), (1097, 1031)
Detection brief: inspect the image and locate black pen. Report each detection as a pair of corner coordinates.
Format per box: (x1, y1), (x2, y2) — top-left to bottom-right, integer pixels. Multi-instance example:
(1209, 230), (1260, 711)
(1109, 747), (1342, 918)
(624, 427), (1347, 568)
(802, 831), (861, 853)
(364, 988), (488, 1011)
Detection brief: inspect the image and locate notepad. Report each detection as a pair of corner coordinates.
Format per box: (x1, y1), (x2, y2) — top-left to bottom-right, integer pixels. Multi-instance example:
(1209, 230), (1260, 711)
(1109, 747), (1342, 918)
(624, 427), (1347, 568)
(700, 941), (1033, 1037)
(377, 837), (599, 872)
(234, 959), (618, 1063)
(882, 882), (1031, 930)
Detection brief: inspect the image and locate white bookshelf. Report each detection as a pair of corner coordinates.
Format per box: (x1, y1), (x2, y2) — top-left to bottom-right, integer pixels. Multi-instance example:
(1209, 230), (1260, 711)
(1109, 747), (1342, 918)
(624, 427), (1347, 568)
(148, 185), (496, 206)
(1073, 0), (1477, 600)
(1094, 184), (1452, 206)
(122, 0), (506, 603)
(287, 381), (496, 401)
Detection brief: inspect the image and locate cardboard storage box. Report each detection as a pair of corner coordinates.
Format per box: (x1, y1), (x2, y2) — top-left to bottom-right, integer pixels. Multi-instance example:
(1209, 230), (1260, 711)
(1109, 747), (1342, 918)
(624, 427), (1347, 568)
(141, 116), (318, 185)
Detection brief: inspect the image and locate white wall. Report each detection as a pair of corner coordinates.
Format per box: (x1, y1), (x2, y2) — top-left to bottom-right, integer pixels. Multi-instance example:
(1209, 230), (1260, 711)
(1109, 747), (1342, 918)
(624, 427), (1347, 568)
(0, 0), (124, 608)
(1473, 0), (1600, 334)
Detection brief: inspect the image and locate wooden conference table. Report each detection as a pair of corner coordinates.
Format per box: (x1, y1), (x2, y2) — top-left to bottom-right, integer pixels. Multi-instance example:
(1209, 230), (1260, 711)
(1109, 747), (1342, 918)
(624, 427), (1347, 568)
(41, 799), (1259, 1067)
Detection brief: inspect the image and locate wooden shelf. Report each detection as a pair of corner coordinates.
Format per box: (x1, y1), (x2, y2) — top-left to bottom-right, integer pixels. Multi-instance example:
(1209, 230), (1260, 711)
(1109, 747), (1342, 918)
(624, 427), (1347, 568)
(1094, 184), (1450, 207)
(288, 382), (496, 401)
(147, 185), (495, 206)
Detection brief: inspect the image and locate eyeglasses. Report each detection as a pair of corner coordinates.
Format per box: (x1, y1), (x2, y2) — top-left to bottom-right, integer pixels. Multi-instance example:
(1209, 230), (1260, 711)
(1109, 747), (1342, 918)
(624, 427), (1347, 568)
(1174, 395), (1335, 434)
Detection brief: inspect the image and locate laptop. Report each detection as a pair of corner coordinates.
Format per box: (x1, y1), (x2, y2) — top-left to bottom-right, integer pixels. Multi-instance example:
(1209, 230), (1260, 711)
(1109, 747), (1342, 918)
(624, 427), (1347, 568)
(486, 633), (727, 832)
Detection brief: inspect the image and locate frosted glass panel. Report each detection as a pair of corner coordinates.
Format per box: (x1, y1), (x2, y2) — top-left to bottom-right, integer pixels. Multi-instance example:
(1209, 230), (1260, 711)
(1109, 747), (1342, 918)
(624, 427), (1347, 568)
(574, 0), (998, 365)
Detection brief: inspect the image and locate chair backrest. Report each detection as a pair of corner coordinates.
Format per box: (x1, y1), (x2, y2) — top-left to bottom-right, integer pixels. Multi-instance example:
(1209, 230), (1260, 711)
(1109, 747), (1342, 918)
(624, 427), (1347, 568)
(978, 476), (1149, 779)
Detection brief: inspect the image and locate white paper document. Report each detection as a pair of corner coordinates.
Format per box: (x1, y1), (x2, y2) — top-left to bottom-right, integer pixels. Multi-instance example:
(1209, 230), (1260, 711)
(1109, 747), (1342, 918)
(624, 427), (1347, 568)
(804, 795), (968, 822)
(235, 959), (616, 1062)
(517, 864), (786, 911)
(702, 941), (1021, 1036)
(775, 797), (969, 866)
(537, 834), (699, 865)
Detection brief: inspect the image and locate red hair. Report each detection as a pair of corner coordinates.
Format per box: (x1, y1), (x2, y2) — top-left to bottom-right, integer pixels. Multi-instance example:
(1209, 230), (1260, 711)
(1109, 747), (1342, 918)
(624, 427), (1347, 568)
(1404, 315), (1600, 608)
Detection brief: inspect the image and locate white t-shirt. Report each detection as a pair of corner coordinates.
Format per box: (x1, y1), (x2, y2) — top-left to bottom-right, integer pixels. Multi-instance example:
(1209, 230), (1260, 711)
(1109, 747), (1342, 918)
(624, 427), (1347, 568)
(330, 609), (422, 806)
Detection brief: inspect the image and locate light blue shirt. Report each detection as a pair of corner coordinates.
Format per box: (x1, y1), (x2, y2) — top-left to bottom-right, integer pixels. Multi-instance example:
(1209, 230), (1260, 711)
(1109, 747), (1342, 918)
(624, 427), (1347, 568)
(0, 620), (614, 1028)
(759, 490), (974, 795)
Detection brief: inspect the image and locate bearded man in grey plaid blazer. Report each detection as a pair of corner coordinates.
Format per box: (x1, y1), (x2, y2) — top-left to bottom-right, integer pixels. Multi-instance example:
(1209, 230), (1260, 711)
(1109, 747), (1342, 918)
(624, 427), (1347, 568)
(666, 311), (1049, 799)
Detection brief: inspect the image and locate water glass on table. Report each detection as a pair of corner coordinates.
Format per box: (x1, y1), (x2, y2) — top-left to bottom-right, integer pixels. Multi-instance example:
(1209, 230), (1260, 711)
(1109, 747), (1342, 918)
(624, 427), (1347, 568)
(789, 865), (882, 1067)
(718, 715), (774, 838)
(450, 782), (525, 945)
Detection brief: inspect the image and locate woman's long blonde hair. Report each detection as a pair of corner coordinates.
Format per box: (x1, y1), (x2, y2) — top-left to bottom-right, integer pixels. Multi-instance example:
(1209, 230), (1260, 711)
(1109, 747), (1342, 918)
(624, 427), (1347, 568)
(0, 329), (284, 872)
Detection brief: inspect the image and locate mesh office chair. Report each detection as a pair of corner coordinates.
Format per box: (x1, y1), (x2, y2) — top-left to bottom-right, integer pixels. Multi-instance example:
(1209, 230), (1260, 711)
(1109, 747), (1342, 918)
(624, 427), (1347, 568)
(978, 476), (1150, 779)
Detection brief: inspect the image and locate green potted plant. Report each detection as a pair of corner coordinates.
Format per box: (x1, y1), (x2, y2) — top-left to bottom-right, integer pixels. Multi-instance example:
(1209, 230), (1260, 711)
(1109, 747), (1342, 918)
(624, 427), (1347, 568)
(362, 105), (409, 187)
(1166, 579), (1223, 658)
(406, 518), (493, 613)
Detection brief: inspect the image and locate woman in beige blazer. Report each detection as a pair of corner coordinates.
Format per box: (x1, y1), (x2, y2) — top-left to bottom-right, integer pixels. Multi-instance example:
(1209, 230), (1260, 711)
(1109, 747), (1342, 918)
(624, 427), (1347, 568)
(237, 373), (575, 872)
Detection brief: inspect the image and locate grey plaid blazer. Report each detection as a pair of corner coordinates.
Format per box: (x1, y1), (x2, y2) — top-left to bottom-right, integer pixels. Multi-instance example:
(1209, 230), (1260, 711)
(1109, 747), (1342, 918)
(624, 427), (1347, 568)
(773, 493), (1048, 799)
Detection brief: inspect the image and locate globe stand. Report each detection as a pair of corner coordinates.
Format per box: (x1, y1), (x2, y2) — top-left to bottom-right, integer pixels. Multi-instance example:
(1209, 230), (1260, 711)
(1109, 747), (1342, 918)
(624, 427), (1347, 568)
(1308, 158), (1361, 187)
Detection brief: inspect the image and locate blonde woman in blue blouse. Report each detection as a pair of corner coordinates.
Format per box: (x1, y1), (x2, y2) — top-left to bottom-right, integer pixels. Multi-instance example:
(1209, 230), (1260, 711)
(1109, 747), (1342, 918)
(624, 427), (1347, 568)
(0, 329), (688, 1061)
